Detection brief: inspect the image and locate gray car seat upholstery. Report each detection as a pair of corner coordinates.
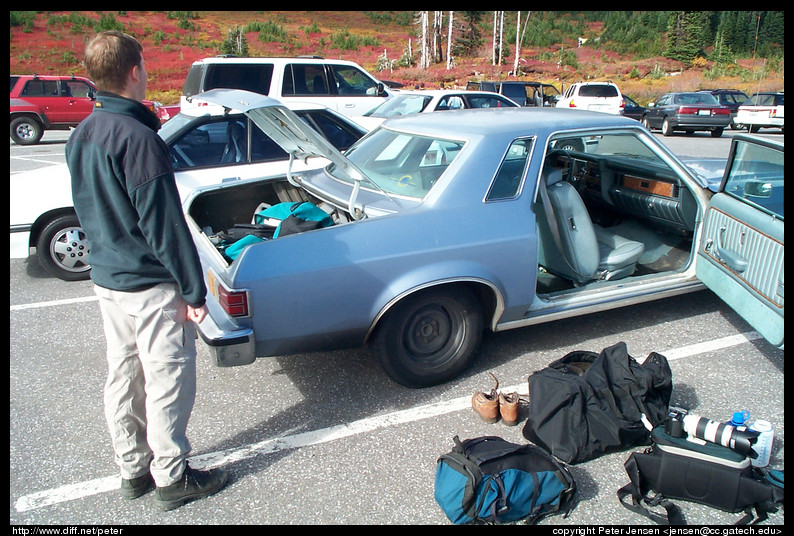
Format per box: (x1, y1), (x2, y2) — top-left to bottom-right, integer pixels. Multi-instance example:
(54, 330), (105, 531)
(536, 167), (645, 284)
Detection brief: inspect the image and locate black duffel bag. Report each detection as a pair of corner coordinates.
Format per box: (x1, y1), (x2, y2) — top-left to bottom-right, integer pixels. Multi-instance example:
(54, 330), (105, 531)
(522, 341), (672, 464)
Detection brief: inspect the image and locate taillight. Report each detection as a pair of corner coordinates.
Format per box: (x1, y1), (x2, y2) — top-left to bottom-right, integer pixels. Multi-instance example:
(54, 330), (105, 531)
(678, 106), (698, 114)
(218, 285), (249, 317)
(620, 99), (625, 108)
(713, 107), (730, 115)
(569, 100), (577, 108)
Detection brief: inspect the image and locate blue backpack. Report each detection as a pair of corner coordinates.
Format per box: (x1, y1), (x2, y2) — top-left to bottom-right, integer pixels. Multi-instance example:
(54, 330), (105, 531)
(434, 435), (576, 524)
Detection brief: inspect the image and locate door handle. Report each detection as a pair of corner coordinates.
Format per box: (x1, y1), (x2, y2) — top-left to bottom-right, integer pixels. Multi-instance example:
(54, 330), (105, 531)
(715, 227), (748, 273)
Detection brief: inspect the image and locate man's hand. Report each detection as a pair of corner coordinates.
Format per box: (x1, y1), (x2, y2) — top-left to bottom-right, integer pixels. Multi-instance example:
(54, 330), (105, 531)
(187, 304), (209, 324)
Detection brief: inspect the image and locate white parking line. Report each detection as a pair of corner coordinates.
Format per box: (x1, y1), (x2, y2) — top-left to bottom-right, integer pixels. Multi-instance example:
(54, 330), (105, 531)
(12, 331), (762, 512)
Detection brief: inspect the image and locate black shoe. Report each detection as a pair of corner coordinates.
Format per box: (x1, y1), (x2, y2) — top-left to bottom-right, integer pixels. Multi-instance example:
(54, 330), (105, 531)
(120, 472), (155, 499)
(154, 463), (228, 511)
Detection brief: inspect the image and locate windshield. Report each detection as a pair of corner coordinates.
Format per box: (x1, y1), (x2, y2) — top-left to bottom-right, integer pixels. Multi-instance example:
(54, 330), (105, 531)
(158, 113), (200, 142)
(365, 94), (432, 118)
(326, 128), (465, 199)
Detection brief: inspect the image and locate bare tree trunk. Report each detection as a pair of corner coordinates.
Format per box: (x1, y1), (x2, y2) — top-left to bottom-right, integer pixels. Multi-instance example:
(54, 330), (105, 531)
(446, 11), (454, 70)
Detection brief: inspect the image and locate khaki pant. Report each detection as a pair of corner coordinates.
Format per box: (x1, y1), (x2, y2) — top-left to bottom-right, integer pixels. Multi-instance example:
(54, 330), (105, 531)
(94, 283), (197, 487)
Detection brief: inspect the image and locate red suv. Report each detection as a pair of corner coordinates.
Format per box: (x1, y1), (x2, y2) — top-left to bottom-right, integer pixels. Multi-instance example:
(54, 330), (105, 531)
(10, 74), (166, 144)
(10, 74), (98, 144)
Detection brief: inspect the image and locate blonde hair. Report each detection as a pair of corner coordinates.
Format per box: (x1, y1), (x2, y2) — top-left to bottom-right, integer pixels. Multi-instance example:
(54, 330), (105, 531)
(83, 31), (143, 94)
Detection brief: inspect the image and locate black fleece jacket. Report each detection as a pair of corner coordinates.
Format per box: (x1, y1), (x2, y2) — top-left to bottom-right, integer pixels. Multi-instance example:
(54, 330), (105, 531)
(66, 92), (206, 307)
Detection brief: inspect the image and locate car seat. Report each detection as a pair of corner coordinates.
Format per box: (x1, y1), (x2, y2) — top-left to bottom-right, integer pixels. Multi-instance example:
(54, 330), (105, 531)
(221, 121), (247, 164)
(536, 167), (645, 284)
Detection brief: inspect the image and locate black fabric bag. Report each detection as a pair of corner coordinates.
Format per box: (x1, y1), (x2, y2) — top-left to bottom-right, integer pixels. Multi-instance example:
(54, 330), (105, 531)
(522, 341), (672, 464)
(617, 426), (784, 524)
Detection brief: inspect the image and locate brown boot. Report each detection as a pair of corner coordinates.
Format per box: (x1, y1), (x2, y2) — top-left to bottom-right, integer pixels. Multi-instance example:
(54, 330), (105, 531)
(472, 372), (500, 423)
(499, 392), (520, 426)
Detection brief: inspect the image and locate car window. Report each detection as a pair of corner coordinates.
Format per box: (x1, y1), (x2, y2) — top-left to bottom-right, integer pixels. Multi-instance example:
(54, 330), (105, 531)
(466, 96), (515, 109)
(437, 95), (464, 110)
(283, 64), (329, 96)
(486, 138), (532, 201)
(675, 93), (718, 105)
(21, 79), (58, 97)
(204, 63), (274, 96)
(328, 129), (464, 198)
(296, 109), (362, 152)
(62, 80), (93, 98)
(368, 95), (431, 117)
(329, 64), (378, 96)
(169, 117), (252, 169)
(723, 139), (784, 219)
(578, 85), (618, 98)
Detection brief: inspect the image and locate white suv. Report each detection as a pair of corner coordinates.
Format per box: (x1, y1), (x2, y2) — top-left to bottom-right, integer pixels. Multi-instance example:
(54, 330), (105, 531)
(556, 81), (624, 115)
(181, 56), (393, 117)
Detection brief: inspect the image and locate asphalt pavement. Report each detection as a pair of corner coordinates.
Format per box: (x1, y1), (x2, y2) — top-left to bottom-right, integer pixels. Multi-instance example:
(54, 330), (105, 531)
(10, 129), (784, 527)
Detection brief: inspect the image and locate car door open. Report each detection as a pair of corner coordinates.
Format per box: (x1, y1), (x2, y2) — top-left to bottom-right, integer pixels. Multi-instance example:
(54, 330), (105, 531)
(696, 135), (784, 347)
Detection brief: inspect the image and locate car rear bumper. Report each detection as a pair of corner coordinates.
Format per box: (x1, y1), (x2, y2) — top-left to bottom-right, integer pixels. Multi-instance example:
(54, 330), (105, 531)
(671, 115), (731, 130)
(197, 312), (256, 367)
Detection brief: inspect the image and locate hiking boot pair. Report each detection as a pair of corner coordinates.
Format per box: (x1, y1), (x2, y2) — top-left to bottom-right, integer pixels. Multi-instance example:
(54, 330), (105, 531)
(471, 373), (522, 426)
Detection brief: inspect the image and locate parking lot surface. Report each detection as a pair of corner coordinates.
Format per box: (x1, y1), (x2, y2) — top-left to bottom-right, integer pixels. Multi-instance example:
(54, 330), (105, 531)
(11, 130), (784, 526)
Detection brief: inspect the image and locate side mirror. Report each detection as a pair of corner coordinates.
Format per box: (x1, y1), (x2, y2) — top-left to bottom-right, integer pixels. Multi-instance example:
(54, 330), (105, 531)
(648, 102), (655, 108)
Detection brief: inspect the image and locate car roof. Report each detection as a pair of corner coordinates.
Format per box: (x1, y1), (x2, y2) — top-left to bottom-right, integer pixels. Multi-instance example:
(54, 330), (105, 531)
(380, 106), (637, 138)
(393, 89), (509, 97)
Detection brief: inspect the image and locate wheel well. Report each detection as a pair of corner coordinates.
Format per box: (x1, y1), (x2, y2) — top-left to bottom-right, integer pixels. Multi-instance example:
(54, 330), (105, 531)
(10, 112), (47, 127)
(365, 280), (499, 343)
(29, 208), (78, 248)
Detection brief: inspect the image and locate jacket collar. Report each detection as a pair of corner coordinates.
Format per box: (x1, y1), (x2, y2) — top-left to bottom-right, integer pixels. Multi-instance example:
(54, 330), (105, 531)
(94, 91), (161, 132)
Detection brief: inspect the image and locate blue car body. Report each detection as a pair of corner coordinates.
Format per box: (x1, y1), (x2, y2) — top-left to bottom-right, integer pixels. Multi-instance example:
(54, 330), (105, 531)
(185, 90), (784, 387)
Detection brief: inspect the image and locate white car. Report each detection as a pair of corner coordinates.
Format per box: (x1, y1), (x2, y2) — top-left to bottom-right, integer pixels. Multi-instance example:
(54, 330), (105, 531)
(556, 81), (624, 115)
(734, 92), (784, 133)
(10, 102), (366, 281)
(351, 89), (520, 130)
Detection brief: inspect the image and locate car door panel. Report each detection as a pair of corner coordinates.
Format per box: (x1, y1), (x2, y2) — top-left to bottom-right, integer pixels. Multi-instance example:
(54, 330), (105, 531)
(696, 137), (784, 347)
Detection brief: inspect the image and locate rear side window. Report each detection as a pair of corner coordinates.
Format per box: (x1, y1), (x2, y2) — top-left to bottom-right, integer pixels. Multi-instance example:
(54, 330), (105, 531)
(487, 138), (532, 201)
(21, 80), (58, 97)
(203, 64), (274, 95)
(578, 85), (618, 98)
(10, 76), (20, 93)
(283, 64), (330, 96)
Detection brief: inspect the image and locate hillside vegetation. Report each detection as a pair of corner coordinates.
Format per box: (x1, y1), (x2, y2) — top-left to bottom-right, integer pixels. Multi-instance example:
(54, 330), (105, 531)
(10, 11), (784, 106)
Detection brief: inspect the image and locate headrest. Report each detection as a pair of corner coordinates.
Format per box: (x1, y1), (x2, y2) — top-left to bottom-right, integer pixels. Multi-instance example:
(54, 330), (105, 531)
(544, 168), (564, 186)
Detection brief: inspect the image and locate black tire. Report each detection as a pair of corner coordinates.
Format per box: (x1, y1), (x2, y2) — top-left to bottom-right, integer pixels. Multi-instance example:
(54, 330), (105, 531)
(710, 127), (723, 138)
(10, 116), (44, 145)
(374, 287), (483, 388)
(35, 214), (92, 281)
(661, 117), (674, 136)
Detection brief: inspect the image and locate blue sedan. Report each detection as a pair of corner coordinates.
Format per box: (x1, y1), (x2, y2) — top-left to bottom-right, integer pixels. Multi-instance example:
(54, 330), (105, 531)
(185, 90), (784, 387)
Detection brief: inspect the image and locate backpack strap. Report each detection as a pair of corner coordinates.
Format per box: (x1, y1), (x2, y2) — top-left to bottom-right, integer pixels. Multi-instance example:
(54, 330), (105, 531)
(617, 452), (685, 524)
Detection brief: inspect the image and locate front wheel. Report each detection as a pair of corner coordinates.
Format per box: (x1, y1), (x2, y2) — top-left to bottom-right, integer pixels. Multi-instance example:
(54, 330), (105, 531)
(374, 287), (483, 388)
(35, 213), (92, 281)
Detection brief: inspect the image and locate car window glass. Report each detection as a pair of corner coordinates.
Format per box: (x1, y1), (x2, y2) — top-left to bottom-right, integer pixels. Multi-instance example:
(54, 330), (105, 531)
(296, 110), (361, 152)
(467, 96), (514, 109)
(487, 138), (532, 201)
(579, 85), (618, 98)
(205, 64), (273, 95)
(329, 129), (464, 198)
(371, 95), (430, 116)
(63, 81), (93, 98)
(329, 64), (377, 95)
(723, 140), (784, 218)
(21, 80), (58, 97)
(169, 117), (249, 169)
(283, 64), (328, 96)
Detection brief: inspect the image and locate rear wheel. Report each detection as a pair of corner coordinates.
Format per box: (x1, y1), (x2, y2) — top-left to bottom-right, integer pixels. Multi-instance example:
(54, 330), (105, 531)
(374, 287), (483, 388)
(661, 118), (674, 136)
(711, 127), (723, 138)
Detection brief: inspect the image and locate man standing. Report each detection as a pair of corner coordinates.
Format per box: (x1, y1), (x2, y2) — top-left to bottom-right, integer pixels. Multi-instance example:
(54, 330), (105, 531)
(66, 31), (228, 511)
